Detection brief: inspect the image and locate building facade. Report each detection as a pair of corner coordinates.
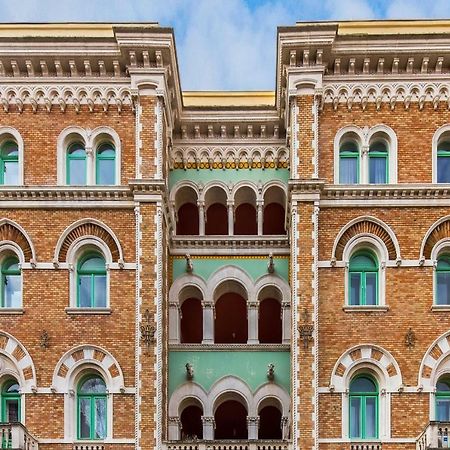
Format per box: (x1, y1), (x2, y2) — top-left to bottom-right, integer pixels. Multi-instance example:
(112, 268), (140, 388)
(0, 19), (449, 450)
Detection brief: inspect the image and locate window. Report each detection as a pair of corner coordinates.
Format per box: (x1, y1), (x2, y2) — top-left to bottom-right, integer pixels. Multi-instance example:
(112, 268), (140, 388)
(67, 143), (87, 185)
(436, 255), (450, 305)
(1, 379), (20, 423)
(96, 143), (115, 185)
(77, 375), (107, 440)
(369, 142), (388, 184)
(437, 141), (450, 183)
(339, 142), (359, 184)
(349, 252), (378, 306)
(349, 376), (378, 440)
(1, 255), (21, 308)
(77, 253), (107, 308)
(436, 376), (450, 421)
(0, 141), (18, 185)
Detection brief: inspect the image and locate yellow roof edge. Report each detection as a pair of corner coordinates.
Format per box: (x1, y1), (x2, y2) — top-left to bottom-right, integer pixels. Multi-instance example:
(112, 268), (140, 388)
(337, 19), (450, 35)
(183, 91), (275, 97)
(182, 91), (275, 107)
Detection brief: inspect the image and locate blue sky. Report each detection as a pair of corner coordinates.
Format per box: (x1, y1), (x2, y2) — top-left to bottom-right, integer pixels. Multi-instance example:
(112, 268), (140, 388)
(0, 0), (450, 90)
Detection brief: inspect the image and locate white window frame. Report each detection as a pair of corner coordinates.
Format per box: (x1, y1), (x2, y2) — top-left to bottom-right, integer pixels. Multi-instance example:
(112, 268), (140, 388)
(0, 127), (24, 186)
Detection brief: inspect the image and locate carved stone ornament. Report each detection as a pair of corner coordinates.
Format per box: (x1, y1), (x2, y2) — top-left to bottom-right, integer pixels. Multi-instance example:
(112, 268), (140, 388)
(267, 363), (275, 381)
(299, 307), (314, 350)
(140, 308), (156, 355)
(185, 362), (194, 380)
(405, 327), (416, 349)
(39, 330), (50, 349)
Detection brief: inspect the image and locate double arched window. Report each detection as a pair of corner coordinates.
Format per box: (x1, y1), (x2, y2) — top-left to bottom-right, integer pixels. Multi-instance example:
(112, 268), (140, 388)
(1, 255), (21, 308)
(77, 375), (107, 440)
(349, 251), (378, 306)
(0, 141), (19, 185)
(77, 253), (107, 308)
(349, 375), (378, 440)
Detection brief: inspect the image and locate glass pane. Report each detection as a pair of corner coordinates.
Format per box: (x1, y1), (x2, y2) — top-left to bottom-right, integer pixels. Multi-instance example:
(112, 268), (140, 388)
(437, 398), (450, 421)
(94, 397), (107, 439)
(79, 275), (92, 307)
(5, 399), (19, 422)
(438, 377), (450, 391)
(79, 377), (106, 394)
(4, 274), (21, 308)
(80, 256), (105, 272)
(350, 396), (361, 438)
(350, 273), (361, 305)
(4, 382), (19, 394)
(438, 156), (450, 183)
(2, 142), (18, 158)
(97, 158), (115, 185)
(98, 147), (115, 157)
(350, 254), (377, 270)
(365, 397), (377, 438)
(369, 156), (387, 184)
(437, 272), (450, 305)
(68, 158), (86, 185)
(94, 276), (106, 308)
(79, 398), (91, 439)
(3, 161), (18, 185)
(366, 273), (377, 306)
(438, 257), (450, 271)
(340, 157), (358, 184)
(350, 377), (377, 393)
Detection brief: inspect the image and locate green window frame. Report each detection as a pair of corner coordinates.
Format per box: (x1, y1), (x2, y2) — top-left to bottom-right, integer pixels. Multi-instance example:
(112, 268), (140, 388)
(368, 141), (389, 184)
(339, 142), (359, 184)
(1, 256), (21, 308)
(1, 379), (21, 423)
(437, 141), (450, 183)
(66, 142), (87, 185)
(436, 254), (450, 305)
(77, 375), (107, 440)
(0, 141), (19, 186)
(76, 252), (107, 308)
(349, 251), (379, 306)
(349, 375), (379, 440)
(95, 143), (116, 185)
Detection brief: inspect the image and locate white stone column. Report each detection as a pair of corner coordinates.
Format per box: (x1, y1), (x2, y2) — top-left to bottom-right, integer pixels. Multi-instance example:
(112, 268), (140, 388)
(281, 416), (289, 440)
(198, 201), (205, 235)
(247, 301), (259, 344)
(247, 416), (259, 440)
(281, 301), (291, 344)
(168, 302), (180, 344)
(257, 200), (263, 235)
(361, 144), (369, 184)
(85, 145), (94, 185)
(202, 301), (214, 344)
(202, 416), (215, 440)
(227, 201), (234, 236)
(168, 416), (182, 440)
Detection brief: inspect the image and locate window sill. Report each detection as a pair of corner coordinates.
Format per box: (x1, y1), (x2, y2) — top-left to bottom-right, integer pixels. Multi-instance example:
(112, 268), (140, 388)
(343, 305), (389, 313)
(0, 308), (24, 315)
(432, 305), (450, 312)
(65, 307), (112, 315)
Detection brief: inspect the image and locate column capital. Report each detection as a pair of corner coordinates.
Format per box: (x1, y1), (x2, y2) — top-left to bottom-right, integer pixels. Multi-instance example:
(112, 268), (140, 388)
(201, 416), (215, 426)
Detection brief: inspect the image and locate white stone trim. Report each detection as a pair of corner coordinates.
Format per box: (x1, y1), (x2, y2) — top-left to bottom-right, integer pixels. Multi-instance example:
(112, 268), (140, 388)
(420, 215), (450, 260)
(0, 126), (24, 185)
(134, 205), (141, 449)
(0, 218), (36, 263)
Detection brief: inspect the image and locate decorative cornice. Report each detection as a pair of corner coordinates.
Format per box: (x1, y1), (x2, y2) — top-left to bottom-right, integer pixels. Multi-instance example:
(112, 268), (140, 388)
(169, 343), (290, 351)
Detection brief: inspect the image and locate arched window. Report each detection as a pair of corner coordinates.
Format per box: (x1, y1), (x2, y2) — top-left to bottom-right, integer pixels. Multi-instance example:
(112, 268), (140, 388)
(95, 143), (115, 185)
(259, 298), (282, 344)
(436, 254), (450, 305)
(0, 141), (19, 185)
(77, 253), (107, 308)
(214, 399), (247, 439)
(205, 187), (228, 235)
(180, 297), (203, 344)
(263, 186), (286, 235)
(349, 375), (378, 440)
(259, 405), (282, 439)
(339, 141), (359, 184)
(437, 140), (450, 183)
(1, 255), (21, 308)
(215, 292), (248, 344)
(234, 186), (257, 235)
(349, 251), (378, 306)
(67, 142), (87, 185)
(369, 141), (388, 184)
(1, 379), (20, 422)
(77, 375), (107, 440)
(436, 375), (450, 421)
(180, 404), (203, 440)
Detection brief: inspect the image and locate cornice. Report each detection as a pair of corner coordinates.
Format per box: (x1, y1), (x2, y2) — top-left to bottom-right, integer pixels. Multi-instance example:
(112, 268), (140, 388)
(169, 343), (290, 351)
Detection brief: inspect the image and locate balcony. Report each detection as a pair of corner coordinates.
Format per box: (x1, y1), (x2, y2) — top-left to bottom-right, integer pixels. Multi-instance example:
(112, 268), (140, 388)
(350, 444), (382, 450)
(164, 441), (291, 450)
(0, 423), (38, 450)
(417, 422), (450, 449)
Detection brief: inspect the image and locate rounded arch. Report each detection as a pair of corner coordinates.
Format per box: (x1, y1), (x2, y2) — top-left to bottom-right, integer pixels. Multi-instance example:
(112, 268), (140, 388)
(332, 216), (400, 261)
(54, 218), (123, 264)
(255, 274), (290, 305)
(57, 126), (89, 184)
(0, 330), (37, 393)
(201, 181), (230, 205)
(52, 344), (125, 393)
(231, 181), (259, 204)
(367, 124), (398, 184)
(420, 216), (450, 260)
(432, 124), (450, 183)
(253, 383), (290, 417)
(207, 265), (254, 302)
(0, 219), (36, 263)
(0, 126), (24, 185)
(333, 125), (364, 184)
(168, 382), (209, 416)
(170, 180), (200, 205)
(168, 274), (207, 307)
(262, 182), (287, 235)
(330, 344), (402, 393)
(203, 182), (229, 235)
(210, 376), (253, 414)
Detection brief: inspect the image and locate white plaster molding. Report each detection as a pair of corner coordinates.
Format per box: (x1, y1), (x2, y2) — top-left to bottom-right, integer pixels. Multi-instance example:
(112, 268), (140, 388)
(253, 382), (290, 417)
(207, 265), (254, 302)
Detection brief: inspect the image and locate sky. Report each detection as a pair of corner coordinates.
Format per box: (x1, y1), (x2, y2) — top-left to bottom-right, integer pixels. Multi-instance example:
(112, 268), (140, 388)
(0, 0), (450, 91)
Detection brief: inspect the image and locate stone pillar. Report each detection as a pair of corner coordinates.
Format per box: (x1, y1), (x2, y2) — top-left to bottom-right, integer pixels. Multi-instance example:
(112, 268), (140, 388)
(202, 301), (214, 344)
(202, 416), (215, 440)
(361, 144), (369, 183)
(247, 416), (260, 440)
(227, 201), (234, 236)
(85, 145), (94, 185)
(281, 416), (289, 440)
(257, 200), (264, 235)
(168, 302), (180, 344)
(281, 301), (291, 344)
(247, 301), (259, 344)
(198, 201), (205, 235)
(168, 417), (181, 441)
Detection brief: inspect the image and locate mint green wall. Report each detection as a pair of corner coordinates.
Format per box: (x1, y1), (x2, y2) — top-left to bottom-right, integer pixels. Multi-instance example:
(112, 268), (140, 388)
(172, 257), (289, 283)
(169, 350), (290, 396)
(169, 168), (289, 189)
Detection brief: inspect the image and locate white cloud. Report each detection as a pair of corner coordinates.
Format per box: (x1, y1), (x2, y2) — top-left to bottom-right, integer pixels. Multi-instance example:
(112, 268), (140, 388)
(385, 0), (450, 18)
(324, 0), (376, 20)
